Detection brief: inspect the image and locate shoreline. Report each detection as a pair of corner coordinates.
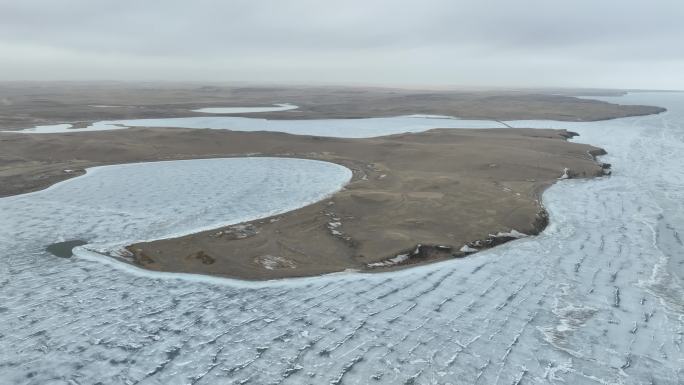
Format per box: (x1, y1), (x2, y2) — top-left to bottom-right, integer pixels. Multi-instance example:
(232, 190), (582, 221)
(123, 146), (608, 281)
(1, 127), (610, 281)
(105, 127), (607, 280)
(40, 148), (593, 282)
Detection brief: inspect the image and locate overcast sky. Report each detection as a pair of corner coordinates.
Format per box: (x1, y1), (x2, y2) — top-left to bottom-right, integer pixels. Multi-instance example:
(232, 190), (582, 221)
(1, 0), (682, 89)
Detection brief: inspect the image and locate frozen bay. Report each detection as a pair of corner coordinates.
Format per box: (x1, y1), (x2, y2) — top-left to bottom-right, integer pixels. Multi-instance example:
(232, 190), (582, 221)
(0, 93), (682, 384)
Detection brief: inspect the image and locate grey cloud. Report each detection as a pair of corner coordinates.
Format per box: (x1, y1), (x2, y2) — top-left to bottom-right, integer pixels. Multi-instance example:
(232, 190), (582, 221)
(0, 0), (682, 88)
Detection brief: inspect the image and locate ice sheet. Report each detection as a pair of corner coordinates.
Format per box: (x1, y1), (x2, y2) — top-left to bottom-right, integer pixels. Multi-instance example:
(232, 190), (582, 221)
(1, 93), (683, 384)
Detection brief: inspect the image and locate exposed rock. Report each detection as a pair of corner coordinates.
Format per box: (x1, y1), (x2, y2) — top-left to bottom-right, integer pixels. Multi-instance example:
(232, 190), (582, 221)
(559, 167), (571, 179)
(601, 162), (612, 175)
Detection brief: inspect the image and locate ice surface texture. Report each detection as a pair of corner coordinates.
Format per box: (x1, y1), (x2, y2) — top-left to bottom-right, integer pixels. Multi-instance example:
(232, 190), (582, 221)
(0, 157), (352, 251)
(0, 93), (682, 384)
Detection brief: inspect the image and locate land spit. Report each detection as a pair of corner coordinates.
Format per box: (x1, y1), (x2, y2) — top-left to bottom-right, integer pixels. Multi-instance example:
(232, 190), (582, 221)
(1, 127), (607, 279)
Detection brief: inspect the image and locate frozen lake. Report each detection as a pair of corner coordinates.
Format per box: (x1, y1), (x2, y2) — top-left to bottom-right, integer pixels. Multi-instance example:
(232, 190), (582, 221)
(191, 103), (298, 114)
(0, 93), (682, 384)
(9, 115), (507, 137)
(0, 157), (352, 253)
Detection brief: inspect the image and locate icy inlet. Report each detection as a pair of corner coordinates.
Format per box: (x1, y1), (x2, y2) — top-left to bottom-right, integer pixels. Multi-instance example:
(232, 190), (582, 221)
(9, 115), (507, 136)
(0, 93), (683, 384)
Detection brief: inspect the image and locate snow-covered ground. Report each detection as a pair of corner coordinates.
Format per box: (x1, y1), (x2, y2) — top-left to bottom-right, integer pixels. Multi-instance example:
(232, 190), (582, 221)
(0, 93), (682, 384)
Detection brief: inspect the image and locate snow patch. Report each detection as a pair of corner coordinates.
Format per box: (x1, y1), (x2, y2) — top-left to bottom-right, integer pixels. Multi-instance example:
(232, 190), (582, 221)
(255, 255), (296, 270)
(491, 229), (529, 239)
(460, 245), (478, 253)
(367, 253), (410, 268)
